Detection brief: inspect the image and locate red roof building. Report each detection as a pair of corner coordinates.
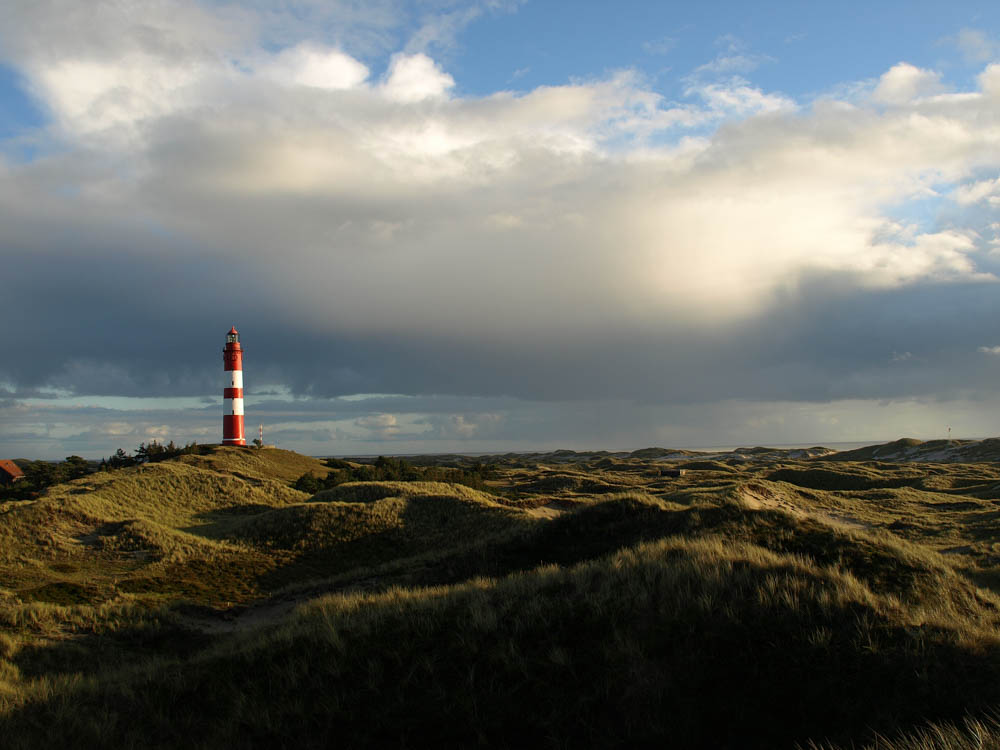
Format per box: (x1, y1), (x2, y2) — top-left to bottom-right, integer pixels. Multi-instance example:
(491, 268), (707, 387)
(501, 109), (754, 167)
(0, 460), (25, 485)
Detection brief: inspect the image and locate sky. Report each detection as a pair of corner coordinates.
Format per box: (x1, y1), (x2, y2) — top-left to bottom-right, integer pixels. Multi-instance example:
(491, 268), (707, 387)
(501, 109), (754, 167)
(2, 1), (1000, 459)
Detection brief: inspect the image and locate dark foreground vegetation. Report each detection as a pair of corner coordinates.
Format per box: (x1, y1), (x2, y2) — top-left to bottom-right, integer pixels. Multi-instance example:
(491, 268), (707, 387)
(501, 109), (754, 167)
(3, 441), (1000, 748)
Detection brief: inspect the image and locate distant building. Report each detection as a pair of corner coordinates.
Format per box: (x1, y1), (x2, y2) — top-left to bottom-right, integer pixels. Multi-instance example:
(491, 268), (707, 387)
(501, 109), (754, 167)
(0, 460), (25, 485)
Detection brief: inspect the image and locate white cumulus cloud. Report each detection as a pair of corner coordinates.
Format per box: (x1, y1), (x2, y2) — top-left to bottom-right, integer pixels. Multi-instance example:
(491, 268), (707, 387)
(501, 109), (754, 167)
(261, 43), (369, 90)
(872, 62), (946, 105)
(382, 53), (455, 102)
(954, 177), (1000, 205)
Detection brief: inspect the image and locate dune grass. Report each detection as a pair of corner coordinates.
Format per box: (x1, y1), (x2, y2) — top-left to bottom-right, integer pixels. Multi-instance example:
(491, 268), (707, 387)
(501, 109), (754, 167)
(4, 446), (1000, 747)
(4, 533), (1000, 748)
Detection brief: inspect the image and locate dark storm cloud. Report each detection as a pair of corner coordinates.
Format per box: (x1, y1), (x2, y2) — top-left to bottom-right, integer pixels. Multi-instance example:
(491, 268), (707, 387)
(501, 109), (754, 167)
(3, 231), (1000, 407)
(239, 276), (1000, 405)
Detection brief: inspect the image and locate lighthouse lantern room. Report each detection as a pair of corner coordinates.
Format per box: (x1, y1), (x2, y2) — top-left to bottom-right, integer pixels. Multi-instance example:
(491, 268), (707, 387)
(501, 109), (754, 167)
(222, 326), (245, 445)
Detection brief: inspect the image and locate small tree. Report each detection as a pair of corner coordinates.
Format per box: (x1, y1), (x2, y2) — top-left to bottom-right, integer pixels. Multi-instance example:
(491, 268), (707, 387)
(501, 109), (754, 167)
(294, 473), (322, 493)
(107, 448), (135, 470)
(64, 455), (90, 480)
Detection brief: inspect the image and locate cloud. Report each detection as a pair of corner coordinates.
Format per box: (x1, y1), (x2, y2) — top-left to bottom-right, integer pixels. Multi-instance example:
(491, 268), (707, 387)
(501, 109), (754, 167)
(0, 0), (250, 139)
(713, 34), (745, 55)
(266, 427), (338, 443)
(403, 1), (521, 55)
(872, 63), (946, 105)
(980, 63), (1000, 96)
(382, 52), (455, 102)
(954, 177), (1000, 205)
(979, 346), (1000, 356)
(11, 388), (1000, 460)
(2, 51), (999, 404)
(642, 37), (676, 56)
(686, 77), (795, 115)
(261, 43), (369, 90)
(685, 38), (783, 115)
(354, 413), (402, 438)
(693, 54), (773, 77)
(416, 413), (505, 439)
(355, 413), (398, 429)
(946, 29), (998, 65)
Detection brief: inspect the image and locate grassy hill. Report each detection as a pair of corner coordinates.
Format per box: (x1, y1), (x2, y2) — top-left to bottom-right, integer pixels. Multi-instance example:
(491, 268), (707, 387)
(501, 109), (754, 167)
(3, 445), (1000, 747)
(818, 437), (1000, 463)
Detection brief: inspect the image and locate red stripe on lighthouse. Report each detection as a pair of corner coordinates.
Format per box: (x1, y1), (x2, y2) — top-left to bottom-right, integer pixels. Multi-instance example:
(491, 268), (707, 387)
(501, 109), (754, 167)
(223, 416), (245, 441)
(224, 388), (243, 399)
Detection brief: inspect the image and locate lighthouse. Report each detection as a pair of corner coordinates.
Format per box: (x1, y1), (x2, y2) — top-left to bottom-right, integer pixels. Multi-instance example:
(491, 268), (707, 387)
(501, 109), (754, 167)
(222, 327), (246, 446)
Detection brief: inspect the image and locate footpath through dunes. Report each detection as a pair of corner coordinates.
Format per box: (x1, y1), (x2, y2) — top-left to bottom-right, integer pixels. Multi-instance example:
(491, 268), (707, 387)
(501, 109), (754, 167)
(7, 445), (1000, 748)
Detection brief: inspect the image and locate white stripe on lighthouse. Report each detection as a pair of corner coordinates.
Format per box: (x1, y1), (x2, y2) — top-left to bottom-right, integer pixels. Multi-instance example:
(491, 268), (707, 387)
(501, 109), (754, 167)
(224, 398), (245, 416)
(227, 370), (243, 388)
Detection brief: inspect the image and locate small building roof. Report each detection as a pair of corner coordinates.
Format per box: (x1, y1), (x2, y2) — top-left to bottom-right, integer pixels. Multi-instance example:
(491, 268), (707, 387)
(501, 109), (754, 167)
(0, 460), (24, 479)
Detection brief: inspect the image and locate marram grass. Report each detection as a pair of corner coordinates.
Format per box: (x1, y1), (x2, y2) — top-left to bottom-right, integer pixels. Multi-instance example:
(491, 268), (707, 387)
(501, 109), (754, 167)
(2, 446), (1000, 748)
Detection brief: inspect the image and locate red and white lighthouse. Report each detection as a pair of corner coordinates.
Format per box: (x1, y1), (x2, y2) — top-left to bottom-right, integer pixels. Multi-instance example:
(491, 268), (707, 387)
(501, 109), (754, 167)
(222, 327), (245, 446)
